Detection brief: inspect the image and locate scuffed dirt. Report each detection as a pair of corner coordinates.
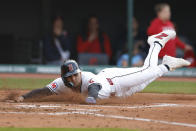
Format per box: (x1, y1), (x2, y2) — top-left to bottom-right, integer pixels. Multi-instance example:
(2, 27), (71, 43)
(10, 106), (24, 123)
(0, 90), (196, 131)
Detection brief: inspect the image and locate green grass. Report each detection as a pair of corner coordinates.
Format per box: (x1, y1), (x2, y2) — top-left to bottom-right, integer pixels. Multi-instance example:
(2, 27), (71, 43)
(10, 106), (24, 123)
(0, 128), (136, 131)
(143, 81), (196, 94)
(0, 78), (196, 94)
(0, 78), (53, 90)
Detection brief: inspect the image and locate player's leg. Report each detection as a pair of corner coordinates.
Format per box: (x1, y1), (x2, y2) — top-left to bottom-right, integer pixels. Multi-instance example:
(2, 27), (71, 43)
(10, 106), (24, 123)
(120, 56), (191, 97)
(114, 64), (169, 97)
(122, 65), (167, 97)
(102, 30), (189, 96)
(143, 29), (176, 68)
(110, 30), (176, 87)
(115, 64), (168, 97)
(123, 77), (156, 97)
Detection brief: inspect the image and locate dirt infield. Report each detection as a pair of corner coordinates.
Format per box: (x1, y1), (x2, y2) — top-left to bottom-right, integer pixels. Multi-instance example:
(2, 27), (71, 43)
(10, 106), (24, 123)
(0, 90), (196, 131)
(0, 73), (196, 130)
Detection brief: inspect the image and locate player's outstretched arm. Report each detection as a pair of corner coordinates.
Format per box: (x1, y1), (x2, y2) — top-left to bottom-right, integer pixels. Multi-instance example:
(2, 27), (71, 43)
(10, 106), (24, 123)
(15, 87), (53, 102)
(85, 83), (102, 104)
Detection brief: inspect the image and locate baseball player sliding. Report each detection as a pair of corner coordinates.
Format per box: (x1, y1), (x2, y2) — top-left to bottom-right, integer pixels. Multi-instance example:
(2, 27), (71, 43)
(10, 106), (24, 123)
(16, 30), (190, 104)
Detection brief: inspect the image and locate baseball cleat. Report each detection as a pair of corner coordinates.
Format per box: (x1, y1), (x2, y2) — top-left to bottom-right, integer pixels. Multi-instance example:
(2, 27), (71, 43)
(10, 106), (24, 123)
(147, 29), (176, 48)
(162, 55), (191, 71)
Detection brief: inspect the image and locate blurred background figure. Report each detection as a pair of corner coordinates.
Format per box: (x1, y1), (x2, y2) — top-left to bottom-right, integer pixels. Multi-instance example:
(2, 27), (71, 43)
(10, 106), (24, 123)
(76, 15), (112, 65)
(117, 17), (148, 67)
(43, 16), (72, 65)
(174, 23), (196, 68)
(147, 3), (194, 65)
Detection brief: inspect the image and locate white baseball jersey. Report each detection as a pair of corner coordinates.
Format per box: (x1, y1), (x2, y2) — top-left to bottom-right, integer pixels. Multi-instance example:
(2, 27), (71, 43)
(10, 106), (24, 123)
(46, 71), (94, 94)
(46, 71), (116, 99)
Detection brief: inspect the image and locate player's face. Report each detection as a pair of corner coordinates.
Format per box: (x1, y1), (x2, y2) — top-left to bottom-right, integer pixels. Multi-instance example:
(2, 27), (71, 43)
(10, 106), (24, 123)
(66, 72), (82, 88)
(159, 6), (171, 21)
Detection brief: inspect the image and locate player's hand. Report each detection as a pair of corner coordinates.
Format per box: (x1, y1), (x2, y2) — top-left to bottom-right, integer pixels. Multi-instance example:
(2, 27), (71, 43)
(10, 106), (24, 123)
(85, 97), (96, 104)
(15, 96), (24, 103)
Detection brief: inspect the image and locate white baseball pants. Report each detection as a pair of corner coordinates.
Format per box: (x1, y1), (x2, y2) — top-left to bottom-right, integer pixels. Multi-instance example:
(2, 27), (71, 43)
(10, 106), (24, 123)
(101, 43), (169, 97)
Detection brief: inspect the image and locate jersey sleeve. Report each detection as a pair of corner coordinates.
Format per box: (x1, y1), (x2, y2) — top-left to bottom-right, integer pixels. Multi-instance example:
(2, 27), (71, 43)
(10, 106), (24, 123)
(81, 72), (96, 92)
(46, 78), (67, 94)
(87, 76), (110, 99)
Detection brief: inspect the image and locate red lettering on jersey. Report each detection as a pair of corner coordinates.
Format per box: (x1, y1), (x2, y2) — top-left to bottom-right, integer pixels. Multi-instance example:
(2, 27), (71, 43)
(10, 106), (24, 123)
(155, 33), (168, 39)
(89, 78), (94, 83)
(106, 78), (113, 85)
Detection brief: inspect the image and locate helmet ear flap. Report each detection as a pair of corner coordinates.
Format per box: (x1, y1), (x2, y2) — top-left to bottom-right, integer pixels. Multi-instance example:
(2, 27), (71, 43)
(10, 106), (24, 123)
(62, 76), (74, 88)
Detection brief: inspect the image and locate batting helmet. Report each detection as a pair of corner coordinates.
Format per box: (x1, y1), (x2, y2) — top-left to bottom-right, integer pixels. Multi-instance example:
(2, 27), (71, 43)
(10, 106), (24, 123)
(61, 60), (81, 87)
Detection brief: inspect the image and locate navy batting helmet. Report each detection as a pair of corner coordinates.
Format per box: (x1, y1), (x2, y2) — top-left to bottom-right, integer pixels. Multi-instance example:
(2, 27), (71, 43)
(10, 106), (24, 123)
(61, 60), (81, 87)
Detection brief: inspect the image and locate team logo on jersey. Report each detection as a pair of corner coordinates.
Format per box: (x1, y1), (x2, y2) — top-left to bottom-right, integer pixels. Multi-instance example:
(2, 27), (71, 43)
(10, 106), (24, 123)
(51, 82), (58, 89)
(68, 64), (73, 71)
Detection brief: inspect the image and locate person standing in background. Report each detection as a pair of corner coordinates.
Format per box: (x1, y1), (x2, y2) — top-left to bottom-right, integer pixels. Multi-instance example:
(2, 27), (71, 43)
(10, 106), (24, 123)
(76, 15), (112, 60)
(147, 3), (193, 61)
(43, 16), (72, 65)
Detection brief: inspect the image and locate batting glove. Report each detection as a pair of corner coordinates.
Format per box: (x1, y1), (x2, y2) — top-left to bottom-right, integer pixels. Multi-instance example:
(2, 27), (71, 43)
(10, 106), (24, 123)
(85, 96), (96, 104)
(15, 96), (24, 102)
